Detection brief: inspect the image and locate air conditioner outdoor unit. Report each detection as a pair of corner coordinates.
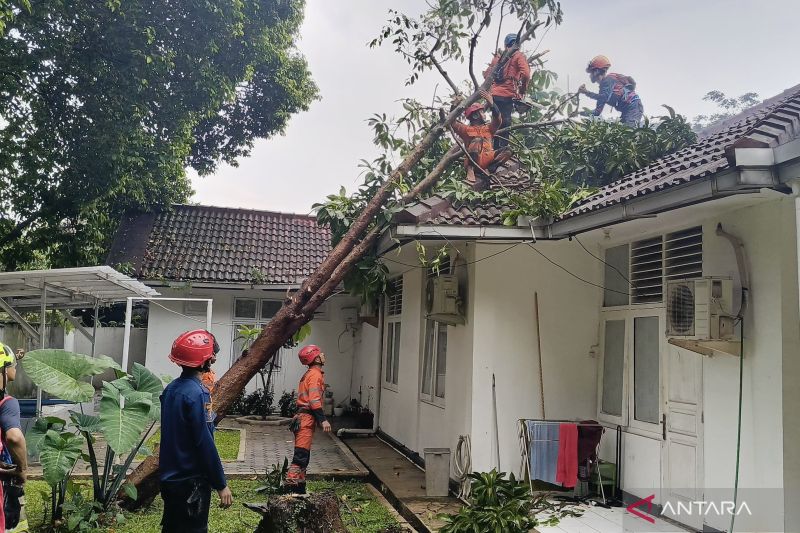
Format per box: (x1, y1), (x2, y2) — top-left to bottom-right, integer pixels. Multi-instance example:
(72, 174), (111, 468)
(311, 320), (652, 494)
(666, 277), (735, 340)
(425, 274), (464, 325)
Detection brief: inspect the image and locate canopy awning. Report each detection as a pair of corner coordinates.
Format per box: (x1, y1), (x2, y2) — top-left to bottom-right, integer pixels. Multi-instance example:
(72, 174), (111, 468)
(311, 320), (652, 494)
(0, 266), (159, 310)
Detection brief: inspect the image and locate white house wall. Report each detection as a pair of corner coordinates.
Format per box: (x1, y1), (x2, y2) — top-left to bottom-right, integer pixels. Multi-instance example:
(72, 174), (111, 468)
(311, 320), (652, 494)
(143, 287), (359, 407)
(377, 242), (474, 477)
(471, 240), (601, 475)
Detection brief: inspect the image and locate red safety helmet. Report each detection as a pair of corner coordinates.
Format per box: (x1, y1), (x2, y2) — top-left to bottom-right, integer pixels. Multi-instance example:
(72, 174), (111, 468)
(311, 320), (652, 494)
(586, 54), (611, 72)
(465, 103), (485, 119)
(169, 330), (219, 368)
(298, 344), (322, 366)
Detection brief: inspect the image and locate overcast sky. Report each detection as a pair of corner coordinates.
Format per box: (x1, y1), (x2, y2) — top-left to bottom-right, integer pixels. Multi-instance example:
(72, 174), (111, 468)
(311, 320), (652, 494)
(190, 0), (798, 214)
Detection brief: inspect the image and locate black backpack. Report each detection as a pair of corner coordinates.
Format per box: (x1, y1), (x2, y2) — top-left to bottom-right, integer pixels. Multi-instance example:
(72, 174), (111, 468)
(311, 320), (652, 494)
(493, 52), (514, 84)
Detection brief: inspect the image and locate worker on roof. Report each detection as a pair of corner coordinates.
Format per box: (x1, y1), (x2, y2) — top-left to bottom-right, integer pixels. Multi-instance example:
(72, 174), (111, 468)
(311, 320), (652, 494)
(0, 344), (28, 533)
(483, 33), (531, 150)
(160, 330), (232, 533)
(284, 344), (331, 495)
(451, 90), (511, 191)
(579, 55), (643, 127)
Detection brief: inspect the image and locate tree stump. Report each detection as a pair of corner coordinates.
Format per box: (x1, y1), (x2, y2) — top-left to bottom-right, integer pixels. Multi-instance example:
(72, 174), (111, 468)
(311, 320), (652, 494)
(244, 490), (347, 533)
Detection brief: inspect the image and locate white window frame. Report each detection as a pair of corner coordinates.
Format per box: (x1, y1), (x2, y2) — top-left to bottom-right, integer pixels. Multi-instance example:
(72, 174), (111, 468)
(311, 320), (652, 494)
(231, 297), (284, 370)
(383, 278), (403, 391)
(597, 308), (664, 439)
(420, 318), (447, 408)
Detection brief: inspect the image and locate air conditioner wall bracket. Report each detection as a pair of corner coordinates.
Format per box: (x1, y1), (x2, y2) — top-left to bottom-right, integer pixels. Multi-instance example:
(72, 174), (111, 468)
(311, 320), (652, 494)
(668, 338), (741, 357)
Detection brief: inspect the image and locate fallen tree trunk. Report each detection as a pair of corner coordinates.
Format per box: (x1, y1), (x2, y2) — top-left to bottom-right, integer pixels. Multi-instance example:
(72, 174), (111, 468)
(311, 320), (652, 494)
(244, 491), (347, 533)
(125, 26), (540, 507)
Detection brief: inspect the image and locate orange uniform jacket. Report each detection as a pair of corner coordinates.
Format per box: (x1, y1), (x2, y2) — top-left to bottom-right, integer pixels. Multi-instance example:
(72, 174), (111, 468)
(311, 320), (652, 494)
(297, 366), (326, 423)
(483, 50), (531, 99)
(452, 115), (501, 170)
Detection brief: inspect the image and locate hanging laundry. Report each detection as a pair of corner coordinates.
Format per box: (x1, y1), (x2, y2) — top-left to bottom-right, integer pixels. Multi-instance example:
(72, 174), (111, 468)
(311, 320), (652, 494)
(526, 420), (559, 485)
(556, 423), (578, 488)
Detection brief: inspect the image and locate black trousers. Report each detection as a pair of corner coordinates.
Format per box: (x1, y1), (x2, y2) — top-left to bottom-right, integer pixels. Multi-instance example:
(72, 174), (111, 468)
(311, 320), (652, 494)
(161, 478), (212, 533)
(493, 96), (514, 150)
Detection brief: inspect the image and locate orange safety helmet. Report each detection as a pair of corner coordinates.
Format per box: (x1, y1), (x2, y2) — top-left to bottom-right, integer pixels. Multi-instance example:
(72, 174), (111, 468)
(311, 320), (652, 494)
(586, 55), (611, 72)
(464, 102), (485, 119)
(169, 330), (219, 368)
(298, 344), (322, 366)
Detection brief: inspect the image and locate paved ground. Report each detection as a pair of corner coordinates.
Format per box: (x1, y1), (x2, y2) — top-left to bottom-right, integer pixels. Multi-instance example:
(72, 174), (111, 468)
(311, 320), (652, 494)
(535, 502), (691, 533)
(345, 436), (461, 533)
(28, 418), (368, 480)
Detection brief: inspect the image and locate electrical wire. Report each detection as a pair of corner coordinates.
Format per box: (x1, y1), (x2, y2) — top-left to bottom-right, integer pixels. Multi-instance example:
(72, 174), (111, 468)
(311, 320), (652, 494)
(525, 242), (631, 297)
(454, 434), (472, 501)
(573, 235), (632, 285)
(382, 242), (524, 270)
(730, 303), (745, 533)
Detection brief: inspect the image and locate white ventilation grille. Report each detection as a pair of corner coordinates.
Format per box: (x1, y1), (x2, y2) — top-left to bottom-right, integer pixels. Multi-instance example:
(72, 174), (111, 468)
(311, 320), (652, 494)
(631, 236), (664, 304)
(665, 226), (703, 280)
(386, 277), (403, 316)
(667, 281), (696, 336)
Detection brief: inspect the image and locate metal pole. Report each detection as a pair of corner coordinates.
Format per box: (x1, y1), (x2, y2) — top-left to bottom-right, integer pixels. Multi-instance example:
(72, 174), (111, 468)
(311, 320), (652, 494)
(121, 297), (133, 374)
(205, 299), (212, 331)
(91, 302), (99, 358)
(36, 285), (47, 416)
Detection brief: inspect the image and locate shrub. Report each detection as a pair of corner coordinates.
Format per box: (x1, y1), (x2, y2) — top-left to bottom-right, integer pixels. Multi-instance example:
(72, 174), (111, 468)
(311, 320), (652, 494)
(278, 391), (297, 418)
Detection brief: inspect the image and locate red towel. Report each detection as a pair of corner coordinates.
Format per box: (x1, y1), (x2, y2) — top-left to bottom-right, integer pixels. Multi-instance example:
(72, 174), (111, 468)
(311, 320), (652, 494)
(556, 423), (578, 488)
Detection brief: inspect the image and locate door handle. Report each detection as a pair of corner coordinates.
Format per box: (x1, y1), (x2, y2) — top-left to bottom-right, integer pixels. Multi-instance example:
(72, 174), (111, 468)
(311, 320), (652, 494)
(662, 413), (667, 440)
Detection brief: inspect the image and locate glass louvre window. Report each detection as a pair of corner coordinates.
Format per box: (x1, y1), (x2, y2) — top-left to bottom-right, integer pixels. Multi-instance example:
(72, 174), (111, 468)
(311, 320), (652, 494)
(384, 277), (403, 387)
(631, 237), (664, 304)
(261, 300), (282, 319)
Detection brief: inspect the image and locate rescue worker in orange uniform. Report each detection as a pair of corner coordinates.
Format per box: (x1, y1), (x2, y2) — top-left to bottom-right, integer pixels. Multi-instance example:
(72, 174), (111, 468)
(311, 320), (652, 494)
(483, 33), (531, 149)
(285, 344), (331, 494)
(578, 55), (643, 126)
(451, 89), (510, 191)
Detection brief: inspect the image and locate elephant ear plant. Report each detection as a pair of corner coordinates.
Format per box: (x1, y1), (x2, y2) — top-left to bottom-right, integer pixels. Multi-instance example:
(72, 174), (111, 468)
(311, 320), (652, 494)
(22, 349), (164, 527)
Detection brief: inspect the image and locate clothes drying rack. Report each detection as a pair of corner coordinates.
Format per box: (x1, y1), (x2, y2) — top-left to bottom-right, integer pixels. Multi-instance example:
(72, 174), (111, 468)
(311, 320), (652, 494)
(517, 419), (617, 506)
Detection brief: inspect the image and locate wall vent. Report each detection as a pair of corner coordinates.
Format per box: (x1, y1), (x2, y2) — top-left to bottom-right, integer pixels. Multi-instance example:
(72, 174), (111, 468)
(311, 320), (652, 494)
(386, 277), (403, 316)
(665, 226), (703, 281)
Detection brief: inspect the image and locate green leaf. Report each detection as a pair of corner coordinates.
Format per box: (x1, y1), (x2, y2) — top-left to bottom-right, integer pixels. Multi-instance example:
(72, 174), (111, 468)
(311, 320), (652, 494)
(40, 430), (83, 486)
(122, 482), (138, 501)
(21, 350), (116, 402)
(70, 411), (101, 434)
(98, 383), (151, 454)
(25, 416), (66, 455)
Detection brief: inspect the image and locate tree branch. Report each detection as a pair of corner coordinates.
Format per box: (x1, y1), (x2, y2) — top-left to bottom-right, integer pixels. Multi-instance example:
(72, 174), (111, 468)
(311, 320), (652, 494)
(469, 0), (495, 90)
(430, 56), (461, 95)
(496, 118), (573, 135)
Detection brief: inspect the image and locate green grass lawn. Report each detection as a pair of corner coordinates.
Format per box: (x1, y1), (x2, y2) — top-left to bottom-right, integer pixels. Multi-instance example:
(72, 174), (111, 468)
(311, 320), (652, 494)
(25, 479), (399, 533)
(139, 428), (240, 461)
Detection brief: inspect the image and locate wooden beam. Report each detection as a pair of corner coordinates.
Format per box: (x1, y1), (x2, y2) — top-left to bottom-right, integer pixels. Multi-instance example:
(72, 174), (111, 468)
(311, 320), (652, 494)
(668, 338), (741, 357)
(59, 310), (94, 342)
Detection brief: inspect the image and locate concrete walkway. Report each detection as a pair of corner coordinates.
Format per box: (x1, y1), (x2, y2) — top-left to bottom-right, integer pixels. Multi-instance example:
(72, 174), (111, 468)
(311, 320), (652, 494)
(345, 436), (461, 532)
(28, 419), (368, 480)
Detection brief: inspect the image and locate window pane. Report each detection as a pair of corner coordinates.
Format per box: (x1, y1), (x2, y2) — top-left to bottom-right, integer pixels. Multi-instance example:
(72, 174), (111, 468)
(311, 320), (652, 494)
(435, 323), (447, 399)
(602, 320), (626, 416)
(392, 323), (401, 385)
(634, 316), (660, 424)
(234, 298), (258, 319)
(421, 320), (434, 395)
(385, 323), (395, 383)
(604, 245), (630, 307)
(261, 300), (282, 319)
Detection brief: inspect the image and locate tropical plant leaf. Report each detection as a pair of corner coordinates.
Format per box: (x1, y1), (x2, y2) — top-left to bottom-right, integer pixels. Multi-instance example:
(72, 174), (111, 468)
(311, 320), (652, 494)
(25, 416), (66, 455)
(69, 411), (101, 434)
(21, 350), (116, 402)
(98, 383), (151, 454)
(39, 430), (83, 486)
(130, 363), (164, 396)
(122, 482), (138, 501)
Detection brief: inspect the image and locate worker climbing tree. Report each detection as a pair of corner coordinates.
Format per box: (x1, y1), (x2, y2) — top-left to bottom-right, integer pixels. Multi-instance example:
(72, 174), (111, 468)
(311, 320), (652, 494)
(126, 0), (697, 507)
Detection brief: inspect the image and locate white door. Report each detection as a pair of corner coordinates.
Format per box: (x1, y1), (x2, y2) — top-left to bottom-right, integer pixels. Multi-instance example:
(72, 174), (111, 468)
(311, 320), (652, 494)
(661, 343), (704, 530)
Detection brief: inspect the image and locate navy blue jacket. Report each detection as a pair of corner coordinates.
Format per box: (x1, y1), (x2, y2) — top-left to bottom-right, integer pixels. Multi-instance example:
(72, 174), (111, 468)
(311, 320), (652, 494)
(586, 73), (639, 115)
(159, 372), (226, 490)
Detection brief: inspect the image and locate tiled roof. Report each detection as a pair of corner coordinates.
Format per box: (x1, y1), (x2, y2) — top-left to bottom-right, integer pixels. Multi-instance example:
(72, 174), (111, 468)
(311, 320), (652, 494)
(106, 205), (331, 284)
(395, 83), (800, 227)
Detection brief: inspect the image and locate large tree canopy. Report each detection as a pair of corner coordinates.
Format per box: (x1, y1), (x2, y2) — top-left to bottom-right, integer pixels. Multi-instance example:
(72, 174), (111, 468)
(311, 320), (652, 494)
(0, 0), (318, 269)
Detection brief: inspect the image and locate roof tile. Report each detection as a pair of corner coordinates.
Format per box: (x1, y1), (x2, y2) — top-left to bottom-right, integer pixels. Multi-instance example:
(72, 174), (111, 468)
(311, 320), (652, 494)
(107, 205), (331, 284)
